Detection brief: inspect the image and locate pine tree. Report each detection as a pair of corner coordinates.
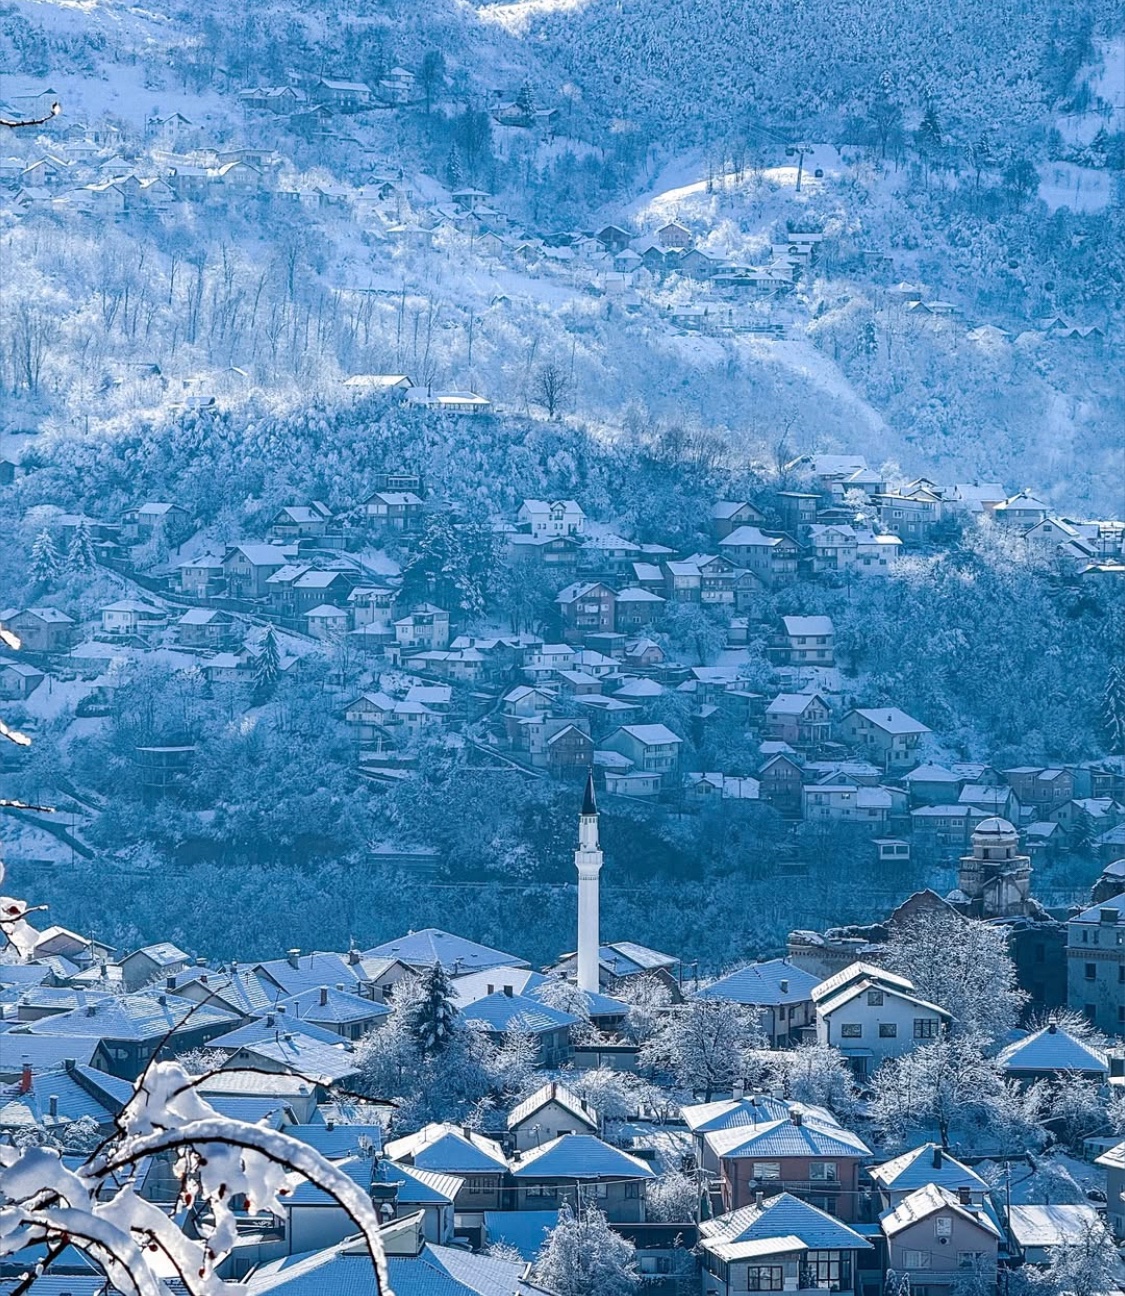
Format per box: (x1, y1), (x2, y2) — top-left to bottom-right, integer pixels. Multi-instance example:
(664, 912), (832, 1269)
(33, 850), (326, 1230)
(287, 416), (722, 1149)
(407, 961), (458, 1055)
(1102, 663), (1125, 755)
(445, 146), (463, 189)
(29, 529), (60, 585)
(66, 517), (96, 574)
(515, 78), (535, 120)
(253, 625), (281, 700)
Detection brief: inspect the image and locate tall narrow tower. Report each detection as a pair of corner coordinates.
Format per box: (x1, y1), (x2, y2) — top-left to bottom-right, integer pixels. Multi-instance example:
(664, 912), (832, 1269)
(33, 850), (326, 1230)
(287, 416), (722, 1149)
(576, 769), (603, 994)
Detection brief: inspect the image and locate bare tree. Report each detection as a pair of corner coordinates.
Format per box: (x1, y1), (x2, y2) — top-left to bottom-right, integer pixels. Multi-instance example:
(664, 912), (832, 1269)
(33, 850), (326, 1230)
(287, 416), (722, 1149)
(534, 361), (571, 419)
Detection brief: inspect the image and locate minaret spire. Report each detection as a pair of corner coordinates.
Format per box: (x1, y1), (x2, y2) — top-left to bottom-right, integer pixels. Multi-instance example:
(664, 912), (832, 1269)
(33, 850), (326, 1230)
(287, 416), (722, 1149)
(575, 768), (603, 994)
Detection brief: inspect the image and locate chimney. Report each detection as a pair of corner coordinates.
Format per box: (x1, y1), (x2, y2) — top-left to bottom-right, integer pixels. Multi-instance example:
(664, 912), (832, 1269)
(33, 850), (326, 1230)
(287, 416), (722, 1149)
(287, 948), (301, 970)
(932, 1147), (943, 1170)
(326, 1119), (335, 1131)
(19, 1063), (32, 1094)
(791, 1111), (803, 1127)
(755, 1190), (764, 1207)
(347, 949), (360, 965)
(1047, 1022), (1057, 1034)
(277, 1004), (287, 1015)
(462, 1126), (472, 1141)
(319, 987), (329, 1006)
(64, 1058), (76, 1073)
(166, 976), (177, 992)
(86, 1004), (98, 1017)
(779, 979), (789, 994)
(157, 994), (167, 1006)
(48, 1095), (58, 1120)
(732, 1080), (746, 1102)
(958, 1187), (972, 1205)
(503, 985), (514, 997)
(266, 1013), (275, 1027)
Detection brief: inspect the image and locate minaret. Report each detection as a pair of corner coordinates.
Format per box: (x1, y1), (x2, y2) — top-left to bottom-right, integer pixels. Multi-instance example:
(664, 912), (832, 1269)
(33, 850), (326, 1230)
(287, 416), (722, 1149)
(576, 769), (603, 994)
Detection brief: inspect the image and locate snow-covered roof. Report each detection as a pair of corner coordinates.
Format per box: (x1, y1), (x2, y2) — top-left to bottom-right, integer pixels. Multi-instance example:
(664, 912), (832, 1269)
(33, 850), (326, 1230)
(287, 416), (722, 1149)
(1007, 1203), (1108, 1250)
(460, 991), (578, 1034)
(849, 707), (930, 735)
(880, 1184), (1002, 1240)
(681, 1096), (837, 1135)
(766, 692), (826, 716)
(781, 615), (833, 637)
(507, 1081), (598, 1132)
(997, 1024), (1108, 1075)
(510, 1133), (653, 1180)
(373, 1157), (462, 1205)
(700, 959), (820, 1006)
(616, 723), (682, 745)
(363, 929), (528, 973)
(871, 1143), (988, 1195)
(705, 1116), (871, 1161)
(700, 1191), (872, 1255)
(384, 1123), (508, 1173)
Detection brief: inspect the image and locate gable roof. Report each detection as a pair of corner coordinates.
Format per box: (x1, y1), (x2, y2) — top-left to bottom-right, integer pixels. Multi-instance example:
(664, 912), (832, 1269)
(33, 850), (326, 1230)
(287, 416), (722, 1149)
(997, 1024), (1109, 1075)
(881, 1184), (1002, 1240)
(871, 1143), (989, 1195)
(510, 1133), (654, 1180)
(507, 1082), (598, 1132)
(848, 707), (930, 735)
(384, 1123), (509, 1173)
(681, 1096), (838, 1135)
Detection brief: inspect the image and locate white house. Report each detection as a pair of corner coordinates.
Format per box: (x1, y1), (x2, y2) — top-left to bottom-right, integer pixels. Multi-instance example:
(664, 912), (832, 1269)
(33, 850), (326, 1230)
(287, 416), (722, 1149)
(517, 499), (586, 537)
(811, 962), (950, 1076)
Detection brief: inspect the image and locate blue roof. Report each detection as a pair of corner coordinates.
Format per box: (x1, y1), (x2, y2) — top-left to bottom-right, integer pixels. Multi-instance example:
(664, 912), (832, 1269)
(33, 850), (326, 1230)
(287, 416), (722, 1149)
(286, 1154), (373, 1205)
(700, 959), (821, 1006)
(460, 992), (578, 1035)
(21, 992), (237, 1041)
(211, 1016), (344, 1049)
(203, 1094), (294, 1125)
(484, 1210), (558, 1261)
(283, 1122), (384, 1159)
(384, 1125), (508, 1174)
(706, 1117), (871, 1160)
(373, 1158), (462, 1204)
(0, 1063), (132, 1127)
(681, 1095), (815, 1134)
(249, 1240), (530, 1295)
(265, 987), (390, 1027)
(510, 1133), (654, 1180)
(998, 1025), (1108, 1075)
(363, 929), (529, 973)
(701, 1192), (872, 1252)
(254, 953), (364, 998)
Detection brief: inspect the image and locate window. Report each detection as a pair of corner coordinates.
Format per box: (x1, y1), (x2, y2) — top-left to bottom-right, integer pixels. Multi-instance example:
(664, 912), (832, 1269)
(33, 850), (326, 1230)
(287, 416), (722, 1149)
(867, 990), (884, 1006)
(840, 1023), (863, 1039)
(806, 1251), (851, 1291)
(1085, 963), (1097, 980)
(581, 1182), (608, 1199)
(959, 1253), (987, 1269)
(752, 1162), (782, 1180)
(809, 1162), (838, 1182)
(525, 1185), (557, 1199)
(914, 1018), (938, 1039)
(935, 1217), (952, 1238)
(625, 1182), (642, 1199)
(747, 1265), (784, 1291)
(902, 1250), (931, 1270)
(879, 1023), (898, 1038)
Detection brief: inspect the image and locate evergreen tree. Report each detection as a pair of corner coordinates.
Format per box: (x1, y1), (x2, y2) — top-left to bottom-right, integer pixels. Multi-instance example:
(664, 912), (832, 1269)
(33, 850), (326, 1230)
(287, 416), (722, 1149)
(66, 517), (96, 574)
(445, 146), (464, 189)
(1102, 663), (1125, 755)
(253, 625), (281, 700)
(407, 961), (458, 1055)
(515, 78), (536, 120)
(536, 1202), (639, 1296)
(29, 529), (60, 585)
